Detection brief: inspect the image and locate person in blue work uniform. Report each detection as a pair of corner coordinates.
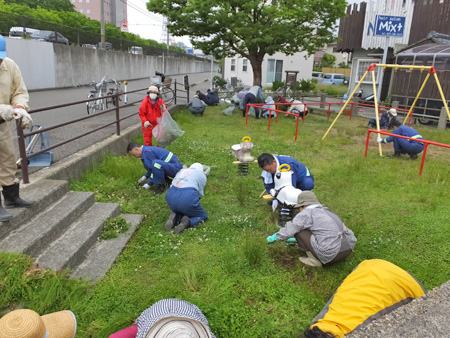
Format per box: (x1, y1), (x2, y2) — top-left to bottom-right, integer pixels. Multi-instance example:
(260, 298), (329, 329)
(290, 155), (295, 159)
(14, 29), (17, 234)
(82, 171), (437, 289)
(258, 153), (314, 194)
(367, 108), (398, 129)
(164, 163), (208, 234)
(206, 89), (219, 106)
(242, 92), (260, 118)
(377, 119), (424, 159)
(127, 142), (182, 195)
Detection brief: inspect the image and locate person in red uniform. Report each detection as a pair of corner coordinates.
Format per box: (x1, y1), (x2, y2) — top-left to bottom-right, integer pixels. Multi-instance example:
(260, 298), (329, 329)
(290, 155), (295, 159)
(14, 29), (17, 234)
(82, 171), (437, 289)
(139, 85), (167, 146)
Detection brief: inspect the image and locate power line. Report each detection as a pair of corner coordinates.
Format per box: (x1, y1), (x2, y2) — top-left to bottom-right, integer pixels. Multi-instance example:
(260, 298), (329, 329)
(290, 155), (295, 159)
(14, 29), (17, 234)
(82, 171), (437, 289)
(120, 0), (164, 23)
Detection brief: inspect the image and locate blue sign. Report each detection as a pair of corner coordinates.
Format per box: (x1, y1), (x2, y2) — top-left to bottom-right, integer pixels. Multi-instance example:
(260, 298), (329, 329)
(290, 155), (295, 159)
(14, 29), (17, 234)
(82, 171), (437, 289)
(374, 15), (405, 37)
(187, 49), (193, 54)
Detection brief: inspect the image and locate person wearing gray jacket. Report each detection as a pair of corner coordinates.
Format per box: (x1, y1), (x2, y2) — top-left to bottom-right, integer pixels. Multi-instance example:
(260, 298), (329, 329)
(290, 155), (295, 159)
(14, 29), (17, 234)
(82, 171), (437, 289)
(267, 191), (356, 267)
(187, 95), (207, 116)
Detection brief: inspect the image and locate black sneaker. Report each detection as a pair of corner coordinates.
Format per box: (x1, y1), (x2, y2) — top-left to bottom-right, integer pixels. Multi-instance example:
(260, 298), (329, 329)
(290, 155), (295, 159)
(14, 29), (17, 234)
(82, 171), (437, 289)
(153, 184), (166, 196)
(174, 216), (191, 234)
(164, 212), (177, 231)
(409, 153), (418, 160)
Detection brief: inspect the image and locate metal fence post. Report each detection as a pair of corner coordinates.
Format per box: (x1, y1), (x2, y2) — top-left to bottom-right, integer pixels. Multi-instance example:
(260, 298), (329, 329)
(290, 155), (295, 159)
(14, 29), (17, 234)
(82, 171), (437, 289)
(174, 79), (177, 105)
(16, 119), (30, 184)
(187, 85), (190, 103)
(115, 93), (120, 135)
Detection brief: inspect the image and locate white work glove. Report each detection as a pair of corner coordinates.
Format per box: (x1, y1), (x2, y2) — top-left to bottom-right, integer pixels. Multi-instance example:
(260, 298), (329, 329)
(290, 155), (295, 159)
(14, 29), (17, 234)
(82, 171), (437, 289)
(0, 104), (17, 121)
(143, 183), (151, 189)
(270, 188), (276, 197)
(144, 121), (151, 129)
(272, 199), (279, 212)
(138, 175), (147, 184)
(14, 108), (33, 129)
(377, 137), (383, 143)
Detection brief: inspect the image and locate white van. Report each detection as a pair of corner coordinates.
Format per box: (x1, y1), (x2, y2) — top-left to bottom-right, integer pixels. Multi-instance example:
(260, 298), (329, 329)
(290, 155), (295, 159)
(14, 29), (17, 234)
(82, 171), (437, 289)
(9, 27), (39, 39)
(129, 46), (143, 55)
(312, 71), (324, 84)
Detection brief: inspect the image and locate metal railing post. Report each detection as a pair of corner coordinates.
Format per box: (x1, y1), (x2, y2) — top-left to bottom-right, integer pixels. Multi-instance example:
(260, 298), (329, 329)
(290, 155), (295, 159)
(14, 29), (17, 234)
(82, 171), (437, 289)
(115, 92), (120, 135)
(174, 79), (177, 105)
(16, 119), (30, 184)
(187, 85), (190, 103)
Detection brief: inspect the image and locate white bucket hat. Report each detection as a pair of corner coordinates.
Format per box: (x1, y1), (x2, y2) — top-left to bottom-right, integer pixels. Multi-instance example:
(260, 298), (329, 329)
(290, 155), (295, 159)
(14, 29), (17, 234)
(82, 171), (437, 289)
(389, 108), (397, 116)
(0, 309), (76, 338)
(144, 317), (212, 338)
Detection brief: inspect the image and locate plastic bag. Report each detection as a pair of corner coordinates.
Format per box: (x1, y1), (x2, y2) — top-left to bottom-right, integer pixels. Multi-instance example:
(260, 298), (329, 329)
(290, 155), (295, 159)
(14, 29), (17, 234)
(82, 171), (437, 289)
(153, 106), (185, 148)
(222, 106), (234, 116)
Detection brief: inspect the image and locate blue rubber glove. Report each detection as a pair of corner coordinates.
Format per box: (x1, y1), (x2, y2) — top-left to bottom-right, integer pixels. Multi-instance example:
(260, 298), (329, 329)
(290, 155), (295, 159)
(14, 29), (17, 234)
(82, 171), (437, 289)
(286, 237), (297, 244)
(267, 233), (278, 243)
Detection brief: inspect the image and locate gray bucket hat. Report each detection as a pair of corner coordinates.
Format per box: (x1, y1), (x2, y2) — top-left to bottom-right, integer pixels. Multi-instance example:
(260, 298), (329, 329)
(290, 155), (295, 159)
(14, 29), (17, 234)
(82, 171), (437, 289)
(296, 191), (319, 207)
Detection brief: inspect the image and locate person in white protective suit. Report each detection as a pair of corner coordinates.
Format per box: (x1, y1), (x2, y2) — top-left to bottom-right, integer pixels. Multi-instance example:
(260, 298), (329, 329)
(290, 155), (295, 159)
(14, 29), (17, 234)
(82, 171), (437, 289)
(267, 191), (357, 267)
(0, 34), (35, 222)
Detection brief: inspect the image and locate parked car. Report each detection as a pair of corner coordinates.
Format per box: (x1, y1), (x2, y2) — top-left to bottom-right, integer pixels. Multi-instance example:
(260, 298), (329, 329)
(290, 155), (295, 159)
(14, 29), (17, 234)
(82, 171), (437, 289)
(129, 46), (143, 55)
(31, 30), (69, 45)
(344, 76), (350, 85)
(9, 26), (39, 39)
(97, 42), (113, 50)
(82, 44), (97, 49)
(312, 71), (324, 84)
(322, 73), (345, 85)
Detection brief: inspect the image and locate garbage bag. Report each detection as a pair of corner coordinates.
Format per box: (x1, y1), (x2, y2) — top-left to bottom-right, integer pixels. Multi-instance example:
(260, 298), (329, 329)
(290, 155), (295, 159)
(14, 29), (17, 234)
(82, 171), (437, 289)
(153, 106), (185, 148)
(222, 106), (234, 116)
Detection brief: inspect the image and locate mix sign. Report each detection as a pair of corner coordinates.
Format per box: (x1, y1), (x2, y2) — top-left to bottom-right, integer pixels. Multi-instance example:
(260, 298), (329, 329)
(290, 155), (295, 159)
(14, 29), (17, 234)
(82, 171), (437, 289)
(374, 15), (405, 37)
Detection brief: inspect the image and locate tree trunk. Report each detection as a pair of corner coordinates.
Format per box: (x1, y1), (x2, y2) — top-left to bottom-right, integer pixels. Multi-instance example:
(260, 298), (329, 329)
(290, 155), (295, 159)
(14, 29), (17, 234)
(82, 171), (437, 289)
(248, 56), (263, 86)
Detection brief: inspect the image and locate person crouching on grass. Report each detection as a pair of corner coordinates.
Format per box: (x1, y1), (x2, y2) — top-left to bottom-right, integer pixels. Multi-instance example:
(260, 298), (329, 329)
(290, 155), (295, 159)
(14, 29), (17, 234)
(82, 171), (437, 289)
(267, 191), (356, 267)
(164, 163), (208, 234)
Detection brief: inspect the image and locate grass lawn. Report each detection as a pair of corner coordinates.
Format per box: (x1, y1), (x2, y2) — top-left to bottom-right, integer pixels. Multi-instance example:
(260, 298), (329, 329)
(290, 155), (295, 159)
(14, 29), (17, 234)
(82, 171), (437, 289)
(1, 106), (450, 337)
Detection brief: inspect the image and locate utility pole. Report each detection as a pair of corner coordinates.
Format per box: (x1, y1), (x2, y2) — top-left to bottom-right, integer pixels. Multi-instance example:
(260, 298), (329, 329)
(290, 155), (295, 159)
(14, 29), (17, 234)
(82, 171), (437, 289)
(166, 25), (169, 75)
(100, 0), (105, 49)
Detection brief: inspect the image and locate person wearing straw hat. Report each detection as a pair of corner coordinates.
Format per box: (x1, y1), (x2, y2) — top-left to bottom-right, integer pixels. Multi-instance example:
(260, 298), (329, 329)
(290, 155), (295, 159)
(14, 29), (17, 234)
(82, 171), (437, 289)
(0, 34), (35, 223)
(303, 259), (426, 338)
(139, 85), (167, 146)
(267, 191), (356, 267)
(109, 299), (216, 338)
(0, 308), (76, 338)
(367, 108), (398, 129)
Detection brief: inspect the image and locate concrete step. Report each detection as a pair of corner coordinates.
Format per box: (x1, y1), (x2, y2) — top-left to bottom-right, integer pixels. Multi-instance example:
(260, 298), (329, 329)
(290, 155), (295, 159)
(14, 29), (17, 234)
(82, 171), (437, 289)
(0, 179), (69, 239)
(36, 202), (121, 271)
(0, 191), (94, 257)
(71, 213), (142, 282)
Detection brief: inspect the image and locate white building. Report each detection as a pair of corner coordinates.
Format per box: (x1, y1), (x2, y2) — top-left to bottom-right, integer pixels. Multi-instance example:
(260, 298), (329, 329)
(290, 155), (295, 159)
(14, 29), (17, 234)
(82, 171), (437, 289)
(223, 51), (314, 87)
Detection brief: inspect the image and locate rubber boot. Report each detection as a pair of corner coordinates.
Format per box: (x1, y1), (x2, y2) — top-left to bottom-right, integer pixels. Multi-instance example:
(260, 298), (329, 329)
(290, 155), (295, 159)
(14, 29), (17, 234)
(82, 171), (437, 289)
(387, 150), (401, 158)
(0, 195), (13, 222)
(174, 216), (191, 234)
(2, 183), (35, 208)
(409, 153), (418, 160)
(164, 212), (177, 231)
(152, 184), (166, 196)
(299, 251), (323, 267)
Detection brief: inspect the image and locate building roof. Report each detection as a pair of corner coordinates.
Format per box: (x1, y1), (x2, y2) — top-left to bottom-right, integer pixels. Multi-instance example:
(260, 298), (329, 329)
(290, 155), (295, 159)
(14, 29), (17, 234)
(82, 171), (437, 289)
(397, 31), (450, 55)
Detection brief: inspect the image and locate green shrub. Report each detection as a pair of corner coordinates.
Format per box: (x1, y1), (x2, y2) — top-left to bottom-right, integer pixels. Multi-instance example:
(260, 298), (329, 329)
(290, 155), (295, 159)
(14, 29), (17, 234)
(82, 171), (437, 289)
(271, 80), (284, 91)
(100, 216), (130, 240)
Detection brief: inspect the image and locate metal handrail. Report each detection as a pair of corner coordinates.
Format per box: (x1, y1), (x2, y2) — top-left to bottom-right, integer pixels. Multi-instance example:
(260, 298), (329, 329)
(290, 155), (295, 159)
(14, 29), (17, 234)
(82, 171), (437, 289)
(17, 80), (189, 184)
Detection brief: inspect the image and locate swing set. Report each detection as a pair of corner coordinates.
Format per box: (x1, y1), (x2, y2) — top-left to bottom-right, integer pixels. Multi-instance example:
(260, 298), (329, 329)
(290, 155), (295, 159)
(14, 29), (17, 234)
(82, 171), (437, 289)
(322, 63), (450, 156)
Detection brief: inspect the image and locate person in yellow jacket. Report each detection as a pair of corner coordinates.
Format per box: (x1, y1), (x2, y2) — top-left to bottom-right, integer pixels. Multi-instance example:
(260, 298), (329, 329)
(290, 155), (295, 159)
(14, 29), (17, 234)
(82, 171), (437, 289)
(304, 259), (426, 338)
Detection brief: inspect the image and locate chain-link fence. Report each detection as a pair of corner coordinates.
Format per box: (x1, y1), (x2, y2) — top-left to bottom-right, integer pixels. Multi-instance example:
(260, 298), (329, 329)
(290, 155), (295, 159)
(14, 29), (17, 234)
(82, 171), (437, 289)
(0, 10), (201, 60)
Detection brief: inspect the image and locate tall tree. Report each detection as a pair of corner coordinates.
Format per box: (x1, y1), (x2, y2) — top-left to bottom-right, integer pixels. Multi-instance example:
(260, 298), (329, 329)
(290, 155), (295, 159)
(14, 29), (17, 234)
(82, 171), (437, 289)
(148, 0), (346, 85)
(321, 53), (336, 68)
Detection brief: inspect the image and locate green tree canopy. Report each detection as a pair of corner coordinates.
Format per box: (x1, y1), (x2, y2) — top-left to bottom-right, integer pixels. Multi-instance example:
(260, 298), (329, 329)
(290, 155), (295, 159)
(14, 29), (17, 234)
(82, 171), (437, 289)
(4, 0), (75, 12)
(148, 0), (346, 85)
(321, 53), (336, 68)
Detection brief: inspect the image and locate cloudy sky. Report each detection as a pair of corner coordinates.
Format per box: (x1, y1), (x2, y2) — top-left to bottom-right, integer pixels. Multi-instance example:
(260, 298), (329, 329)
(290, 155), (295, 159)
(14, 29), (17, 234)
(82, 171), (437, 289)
(127, 0), (366, 47)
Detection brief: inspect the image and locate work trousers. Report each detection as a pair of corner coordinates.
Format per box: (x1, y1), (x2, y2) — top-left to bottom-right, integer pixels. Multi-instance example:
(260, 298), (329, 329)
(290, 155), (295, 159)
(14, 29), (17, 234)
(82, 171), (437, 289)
(297, 175), (315, 191)
(0, 121), (19, 188)
(393, 138), (424, 155)
(294, 229), (352, 265)
(142, 123), (155, 146)
(165, 187), (208, 227)
(150, 160), (182, 185)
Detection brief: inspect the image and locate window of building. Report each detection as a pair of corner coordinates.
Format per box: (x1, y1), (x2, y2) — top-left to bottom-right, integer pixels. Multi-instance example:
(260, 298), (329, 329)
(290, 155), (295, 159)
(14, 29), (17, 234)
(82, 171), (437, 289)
(86, 0), (90, 2)
(71, 0), (75, 2)
(231, 59), (236, 71)
(79, 8), (83, 13)
(242, 59), (248, 72)
(355, 59), (381, 84)
(86, 9), (91, 13)
(267, 59), (283, 83)
(79, 0), (82, 2)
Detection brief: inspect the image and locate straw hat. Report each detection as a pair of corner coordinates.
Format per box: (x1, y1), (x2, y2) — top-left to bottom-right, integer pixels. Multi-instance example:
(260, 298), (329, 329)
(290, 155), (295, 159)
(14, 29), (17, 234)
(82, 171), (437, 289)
(0, 309), (76, 338)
